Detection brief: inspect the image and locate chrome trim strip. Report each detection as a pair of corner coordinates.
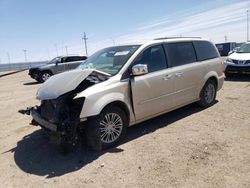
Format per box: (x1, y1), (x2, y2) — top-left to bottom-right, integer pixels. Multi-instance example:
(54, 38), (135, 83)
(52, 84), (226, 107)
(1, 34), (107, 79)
(139, 86), (196, 105)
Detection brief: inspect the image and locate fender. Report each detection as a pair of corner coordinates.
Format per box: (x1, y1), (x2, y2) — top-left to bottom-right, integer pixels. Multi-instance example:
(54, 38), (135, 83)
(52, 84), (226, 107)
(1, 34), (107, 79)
(199, 71), (219, 92)
(79, 92), (135, 125)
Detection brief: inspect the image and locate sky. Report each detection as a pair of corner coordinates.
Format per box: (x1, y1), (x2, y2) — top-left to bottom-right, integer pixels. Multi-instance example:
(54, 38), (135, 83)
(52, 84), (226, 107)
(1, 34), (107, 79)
(0, 0), (249, 63)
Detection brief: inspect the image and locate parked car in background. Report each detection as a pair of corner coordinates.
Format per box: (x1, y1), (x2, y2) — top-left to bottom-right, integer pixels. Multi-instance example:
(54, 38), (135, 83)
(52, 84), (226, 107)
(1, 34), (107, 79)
(20, 38), (224, 151)
(28, 55), (87, 82)
(228, 46), (240, 56)
(224, 42), (250, 77)
(215, 42), (237, 56)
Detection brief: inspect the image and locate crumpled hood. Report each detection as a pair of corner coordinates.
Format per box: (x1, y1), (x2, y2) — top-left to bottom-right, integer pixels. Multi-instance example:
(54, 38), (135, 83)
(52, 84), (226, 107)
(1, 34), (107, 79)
(36, 69), (95, 100)
(229, 52), (250, 60)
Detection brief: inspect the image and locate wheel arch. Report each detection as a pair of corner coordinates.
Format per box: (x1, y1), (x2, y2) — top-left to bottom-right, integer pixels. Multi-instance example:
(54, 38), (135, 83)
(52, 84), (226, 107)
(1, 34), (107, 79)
(203, 71), (219, 89)
(206, 76), (218, 88)
(40, 69), (53, 75)
(101, 101), (130, 123)
(79, 92), (134, 124)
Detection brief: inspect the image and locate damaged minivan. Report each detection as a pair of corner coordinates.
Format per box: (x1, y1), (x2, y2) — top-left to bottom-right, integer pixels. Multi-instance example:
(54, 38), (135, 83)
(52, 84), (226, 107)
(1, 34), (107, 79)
(20, 38), (224, 151)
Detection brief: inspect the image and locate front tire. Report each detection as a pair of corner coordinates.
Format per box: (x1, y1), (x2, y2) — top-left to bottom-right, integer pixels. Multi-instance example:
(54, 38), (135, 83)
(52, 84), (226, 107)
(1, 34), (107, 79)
(198, 79), (217, 107)
(225, 72), (233, 79)
(86, 106), (128, 151)
(39, 71), (52, 83)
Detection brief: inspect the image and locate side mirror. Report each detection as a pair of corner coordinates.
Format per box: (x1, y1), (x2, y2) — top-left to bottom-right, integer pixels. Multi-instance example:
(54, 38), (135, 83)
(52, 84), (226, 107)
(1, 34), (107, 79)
(56, 59), (61, 65)
(131, 64), (148, 76)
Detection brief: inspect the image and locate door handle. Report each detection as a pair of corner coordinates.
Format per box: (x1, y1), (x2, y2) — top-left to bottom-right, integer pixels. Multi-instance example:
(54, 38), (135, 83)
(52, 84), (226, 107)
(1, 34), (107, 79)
(162, 75), (172, 80)
(175, 72), (183, 77)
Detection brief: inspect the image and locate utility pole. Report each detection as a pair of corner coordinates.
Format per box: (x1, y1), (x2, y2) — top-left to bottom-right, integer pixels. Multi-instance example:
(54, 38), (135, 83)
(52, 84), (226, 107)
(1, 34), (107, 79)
(82, 32), (88, 56)
(247, 9), (249, 42)
(23, 49), (27, 62)
(23, 49), (30, 68)
(61, 41), (64, 55)
(224, 34), (228, 42)
(47, 49), (51, 60)
(55, 44), (59, 56)
(7, 52), (10, 63)
(110, 38), (116, 46)
(7, 52), (11, 70)
(65, 46), (68, 55)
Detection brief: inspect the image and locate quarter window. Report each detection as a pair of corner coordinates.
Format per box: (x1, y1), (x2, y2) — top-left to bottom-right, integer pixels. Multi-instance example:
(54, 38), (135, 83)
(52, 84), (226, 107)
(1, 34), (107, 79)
(133, 45), (167, 73)
(79, 56), (87, 61)
(165, 42), (196, 67)
(193, 41), (219, 61)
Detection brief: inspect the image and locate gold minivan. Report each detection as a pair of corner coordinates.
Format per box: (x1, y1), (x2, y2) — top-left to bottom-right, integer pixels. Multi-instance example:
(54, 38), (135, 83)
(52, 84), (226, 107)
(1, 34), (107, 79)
(20, 37), (224, 151)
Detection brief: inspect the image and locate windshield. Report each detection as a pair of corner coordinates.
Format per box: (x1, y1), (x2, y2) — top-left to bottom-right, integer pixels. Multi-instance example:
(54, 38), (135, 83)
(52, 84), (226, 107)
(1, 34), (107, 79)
(237, 43), (250, 53)
(78, 45), (140, 75)
(47, 57), (60, 64)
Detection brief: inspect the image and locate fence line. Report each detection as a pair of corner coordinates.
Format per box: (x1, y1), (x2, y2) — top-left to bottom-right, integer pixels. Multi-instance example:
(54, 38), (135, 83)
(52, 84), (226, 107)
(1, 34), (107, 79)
(0, 61), (48, 72)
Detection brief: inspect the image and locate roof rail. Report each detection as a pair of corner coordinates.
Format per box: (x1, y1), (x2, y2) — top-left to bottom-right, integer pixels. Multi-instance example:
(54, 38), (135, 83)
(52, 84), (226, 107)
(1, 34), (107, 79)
(154, 37), (201, 40)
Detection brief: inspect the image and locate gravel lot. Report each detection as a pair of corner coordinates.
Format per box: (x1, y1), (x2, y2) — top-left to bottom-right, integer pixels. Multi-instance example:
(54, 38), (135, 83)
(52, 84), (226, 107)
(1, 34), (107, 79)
(0, 71), (249, 188)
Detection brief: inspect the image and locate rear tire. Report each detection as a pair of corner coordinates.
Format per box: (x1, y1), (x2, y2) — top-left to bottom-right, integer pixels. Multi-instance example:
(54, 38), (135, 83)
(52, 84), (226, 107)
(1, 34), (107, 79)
(86, 106), (128, 151)
(198, 79), (217, 107)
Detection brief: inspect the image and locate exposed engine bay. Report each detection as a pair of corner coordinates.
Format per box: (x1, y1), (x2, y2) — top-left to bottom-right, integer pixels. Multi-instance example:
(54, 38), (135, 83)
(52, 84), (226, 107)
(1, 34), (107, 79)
(19, 69), (110, 151)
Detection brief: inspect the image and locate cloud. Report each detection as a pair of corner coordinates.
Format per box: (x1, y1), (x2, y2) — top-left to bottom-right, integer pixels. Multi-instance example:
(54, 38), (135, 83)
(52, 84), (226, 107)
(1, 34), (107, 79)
(60, 1), (250, 59)
(114, 1), (250, 44)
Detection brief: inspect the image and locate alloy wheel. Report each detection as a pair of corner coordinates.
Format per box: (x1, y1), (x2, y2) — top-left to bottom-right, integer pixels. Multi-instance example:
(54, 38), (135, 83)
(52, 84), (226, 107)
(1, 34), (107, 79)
(42, 72), (51, 81)
(204, 83), (215, 104)
(100, 113), (123, 144)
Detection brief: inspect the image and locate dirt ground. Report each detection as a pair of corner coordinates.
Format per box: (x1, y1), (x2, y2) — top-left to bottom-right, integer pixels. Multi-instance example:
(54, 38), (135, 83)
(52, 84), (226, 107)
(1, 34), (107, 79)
(0, 71), (249, 188)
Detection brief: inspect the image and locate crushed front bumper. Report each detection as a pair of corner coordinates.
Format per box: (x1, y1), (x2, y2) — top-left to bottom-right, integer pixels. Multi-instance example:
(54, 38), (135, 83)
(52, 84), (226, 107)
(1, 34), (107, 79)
(30, 108), (58, 132)
(19, 107), (58, 132)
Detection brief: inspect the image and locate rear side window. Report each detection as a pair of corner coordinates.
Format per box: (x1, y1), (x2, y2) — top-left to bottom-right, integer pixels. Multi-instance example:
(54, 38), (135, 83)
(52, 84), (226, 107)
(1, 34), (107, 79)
(65, 57), (79, 62)
(133, 45), (167, 73)
(193, 41), (219, 61)
(165, 42), (196, 67)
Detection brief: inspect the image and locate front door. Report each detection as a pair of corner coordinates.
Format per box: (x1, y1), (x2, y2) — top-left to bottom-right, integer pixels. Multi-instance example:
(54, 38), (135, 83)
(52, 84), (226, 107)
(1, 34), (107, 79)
(131, 44), (175, 121)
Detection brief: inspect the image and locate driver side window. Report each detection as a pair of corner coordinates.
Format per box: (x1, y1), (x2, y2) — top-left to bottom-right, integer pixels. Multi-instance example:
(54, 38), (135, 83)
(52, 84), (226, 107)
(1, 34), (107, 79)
(133, 45), (167, 73)
(61, 57), (67, 63)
